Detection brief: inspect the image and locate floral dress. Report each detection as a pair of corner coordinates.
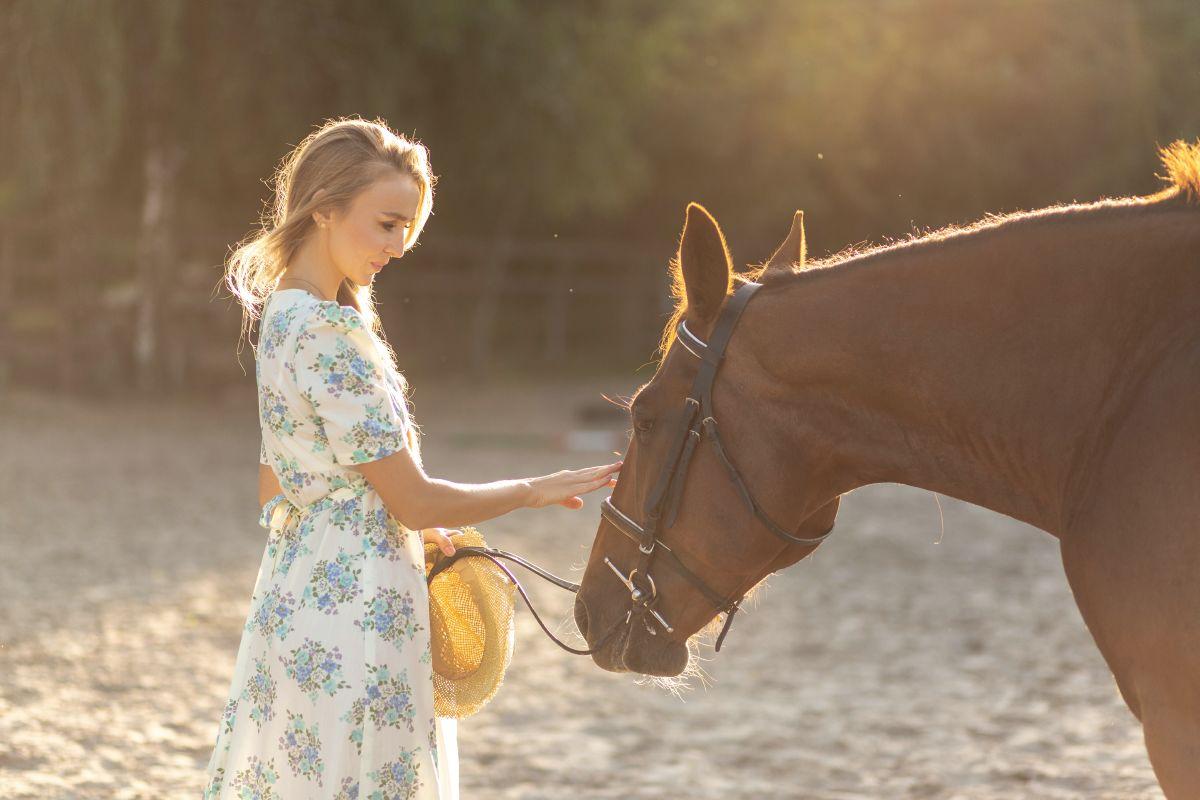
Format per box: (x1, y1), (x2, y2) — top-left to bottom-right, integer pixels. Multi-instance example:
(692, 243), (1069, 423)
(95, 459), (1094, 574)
(202, 288), (458, 800)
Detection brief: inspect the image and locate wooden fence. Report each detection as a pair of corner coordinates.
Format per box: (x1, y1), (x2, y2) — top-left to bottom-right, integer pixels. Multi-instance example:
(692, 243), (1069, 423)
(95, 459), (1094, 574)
(0, 223), (675, 396)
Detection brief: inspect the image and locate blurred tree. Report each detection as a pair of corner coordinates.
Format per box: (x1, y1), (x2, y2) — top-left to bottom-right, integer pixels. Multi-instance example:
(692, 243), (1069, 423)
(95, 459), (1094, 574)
(0, 0), (125, 219)
(629, 0), (1187, 259)
(0, 0), (126, 391)
(2, 0), (1199, 390)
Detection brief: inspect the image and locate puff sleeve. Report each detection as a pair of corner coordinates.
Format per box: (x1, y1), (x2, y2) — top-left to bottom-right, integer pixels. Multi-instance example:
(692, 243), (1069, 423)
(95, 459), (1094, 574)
(259, 436), (271, 466)
(292, 304), (411, 466)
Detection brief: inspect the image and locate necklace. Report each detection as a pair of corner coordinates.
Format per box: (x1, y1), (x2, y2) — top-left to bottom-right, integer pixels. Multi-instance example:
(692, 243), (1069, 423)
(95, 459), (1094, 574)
(277, 275), (330, 301)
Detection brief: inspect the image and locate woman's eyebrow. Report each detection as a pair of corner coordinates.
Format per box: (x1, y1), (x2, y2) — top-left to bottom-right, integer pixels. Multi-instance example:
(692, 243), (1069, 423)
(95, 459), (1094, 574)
(382, 211), (413, 221)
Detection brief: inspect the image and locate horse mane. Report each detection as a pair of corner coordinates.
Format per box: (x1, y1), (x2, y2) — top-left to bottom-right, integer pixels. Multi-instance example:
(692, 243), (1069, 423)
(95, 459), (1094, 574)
(1160, 138), (1200, 204)
(656, 139), (1200, 361)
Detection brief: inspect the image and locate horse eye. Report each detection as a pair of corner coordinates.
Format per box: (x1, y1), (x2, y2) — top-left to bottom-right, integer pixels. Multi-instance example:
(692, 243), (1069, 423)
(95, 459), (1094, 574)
(634, 418), (655, 434)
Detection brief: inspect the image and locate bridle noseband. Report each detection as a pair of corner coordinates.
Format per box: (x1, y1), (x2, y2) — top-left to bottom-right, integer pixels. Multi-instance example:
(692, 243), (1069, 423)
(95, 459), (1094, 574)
(598, 280), (836, 652)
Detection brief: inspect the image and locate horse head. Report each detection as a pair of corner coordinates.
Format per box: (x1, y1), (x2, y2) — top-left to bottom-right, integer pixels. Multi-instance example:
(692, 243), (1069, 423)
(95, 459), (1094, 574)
(574, 203), (842, 677)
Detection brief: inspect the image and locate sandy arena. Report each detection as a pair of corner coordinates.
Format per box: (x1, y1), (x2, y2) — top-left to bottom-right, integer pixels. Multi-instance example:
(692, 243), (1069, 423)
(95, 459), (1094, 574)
(0, 376), (1163, 799)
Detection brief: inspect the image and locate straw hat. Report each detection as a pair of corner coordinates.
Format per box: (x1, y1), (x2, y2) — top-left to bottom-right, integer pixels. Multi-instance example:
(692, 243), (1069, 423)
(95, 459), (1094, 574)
(423, 526), (516, 718)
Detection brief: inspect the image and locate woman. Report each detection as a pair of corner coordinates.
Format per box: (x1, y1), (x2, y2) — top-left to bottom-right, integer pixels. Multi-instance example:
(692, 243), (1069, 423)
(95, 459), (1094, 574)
(203, 116), (621, 799)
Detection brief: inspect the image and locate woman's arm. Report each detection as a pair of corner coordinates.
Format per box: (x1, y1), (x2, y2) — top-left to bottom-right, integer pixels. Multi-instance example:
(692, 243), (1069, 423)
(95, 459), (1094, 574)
(258, 463), (284, 508)
(355, 446), (621, 531)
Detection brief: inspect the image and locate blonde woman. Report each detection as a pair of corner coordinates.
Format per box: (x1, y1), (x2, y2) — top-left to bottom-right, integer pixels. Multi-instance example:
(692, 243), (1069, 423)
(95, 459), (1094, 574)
(203, 116), (622, 799)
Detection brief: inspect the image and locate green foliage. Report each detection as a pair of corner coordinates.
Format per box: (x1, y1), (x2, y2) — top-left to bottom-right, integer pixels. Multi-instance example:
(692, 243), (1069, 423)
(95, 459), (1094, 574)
(6, 0), (1199, 247)
(5, 0), (1199, 383)
(0, 0), (127, 216)
(634, 0), (1193, 255)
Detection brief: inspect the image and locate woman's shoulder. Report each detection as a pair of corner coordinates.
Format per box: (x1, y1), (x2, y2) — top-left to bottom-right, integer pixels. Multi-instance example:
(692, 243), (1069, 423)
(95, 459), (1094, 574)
(260, 290), (366, 360)
(291, 295), (377, 360)
(301, 298), (367, 335)
(260, 291), (317, 358)
(266, 290), (365, 335)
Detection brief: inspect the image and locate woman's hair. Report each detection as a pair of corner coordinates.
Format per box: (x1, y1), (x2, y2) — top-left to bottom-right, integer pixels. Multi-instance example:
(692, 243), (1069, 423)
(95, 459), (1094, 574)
(225, 115), (434, 463)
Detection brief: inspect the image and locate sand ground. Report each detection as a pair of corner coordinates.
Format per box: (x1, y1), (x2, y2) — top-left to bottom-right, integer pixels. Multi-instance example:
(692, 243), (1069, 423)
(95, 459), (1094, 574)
(0, 376), (1163, 799)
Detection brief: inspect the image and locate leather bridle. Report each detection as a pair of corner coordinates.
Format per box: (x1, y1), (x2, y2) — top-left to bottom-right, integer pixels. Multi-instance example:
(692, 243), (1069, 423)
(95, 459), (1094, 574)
(598, 280), (836, 652)
(429, 280), (835, 661)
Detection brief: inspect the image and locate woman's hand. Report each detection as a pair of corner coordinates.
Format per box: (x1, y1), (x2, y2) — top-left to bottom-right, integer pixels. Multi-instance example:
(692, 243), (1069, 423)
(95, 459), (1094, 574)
(422, 527), (459, 556)
(526, 460), (622, 510)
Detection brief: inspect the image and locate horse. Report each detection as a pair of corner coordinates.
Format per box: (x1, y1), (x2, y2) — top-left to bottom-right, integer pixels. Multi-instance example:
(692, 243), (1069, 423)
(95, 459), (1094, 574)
(573, 140), (1200, 796)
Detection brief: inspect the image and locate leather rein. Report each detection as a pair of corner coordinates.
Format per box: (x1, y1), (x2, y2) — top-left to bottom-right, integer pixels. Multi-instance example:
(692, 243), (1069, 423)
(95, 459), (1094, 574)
(427, 545), (619, 655)
(430, 280), (835, 658)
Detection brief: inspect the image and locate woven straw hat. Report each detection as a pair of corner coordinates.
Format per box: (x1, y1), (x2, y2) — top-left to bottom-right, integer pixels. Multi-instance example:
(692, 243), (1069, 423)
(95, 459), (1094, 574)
(423, 526), (516, 718)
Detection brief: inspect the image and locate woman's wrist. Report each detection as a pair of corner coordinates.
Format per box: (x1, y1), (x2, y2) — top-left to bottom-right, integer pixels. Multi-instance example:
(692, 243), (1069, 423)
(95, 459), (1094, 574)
(517, 477), (537, 509)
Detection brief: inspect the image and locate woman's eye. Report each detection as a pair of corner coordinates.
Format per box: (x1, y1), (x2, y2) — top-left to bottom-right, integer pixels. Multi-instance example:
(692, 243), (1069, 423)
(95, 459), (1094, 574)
(381, 222), (395, 231)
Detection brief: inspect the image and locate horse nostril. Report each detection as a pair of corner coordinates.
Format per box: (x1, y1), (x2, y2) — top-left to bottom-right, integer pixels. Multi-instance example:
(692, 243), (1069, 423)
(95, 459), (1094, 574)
(573, 595), (590, 640)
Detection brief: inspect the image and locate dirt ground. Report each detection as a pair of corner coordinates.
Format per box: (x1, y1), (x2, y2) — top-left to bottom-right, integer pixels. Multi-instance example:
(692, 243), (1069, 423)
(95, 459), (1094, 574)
(0, 375), (1163, 799)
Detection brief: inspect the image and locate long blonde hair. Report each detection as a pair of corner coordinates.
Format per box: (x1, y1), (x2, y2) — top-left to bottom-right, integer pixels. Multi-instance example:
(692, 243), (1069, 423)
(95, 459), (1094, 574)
(225, 115), (435, 463)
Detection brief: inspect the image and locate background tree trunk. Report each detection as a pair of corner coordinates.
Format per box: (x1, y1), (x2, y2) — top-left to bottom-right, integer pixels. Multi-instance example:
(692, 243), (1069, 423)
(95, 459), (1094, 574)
(134, 141), (182, 393)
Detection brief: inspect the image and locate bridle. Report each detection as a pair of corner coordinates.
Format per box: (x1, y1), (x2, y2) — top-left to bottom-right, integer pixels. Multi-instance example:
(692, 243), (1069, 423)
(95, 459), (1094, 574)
(597, 280), (836, 652)
(429, 280), (835, 660)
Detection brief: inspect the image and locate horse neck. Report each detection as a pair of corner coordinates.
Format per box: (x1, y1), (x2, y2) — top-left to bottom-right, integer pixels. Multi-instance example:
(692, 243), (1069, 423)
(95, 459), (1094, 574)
(742, 202), (1199, 536)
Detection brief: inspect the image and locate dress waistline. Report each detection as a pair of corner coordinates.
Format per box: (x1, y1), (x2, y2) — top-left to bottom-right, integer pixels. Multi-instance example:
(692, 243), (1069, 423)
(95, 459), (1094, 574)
(258, 482), (372, 544)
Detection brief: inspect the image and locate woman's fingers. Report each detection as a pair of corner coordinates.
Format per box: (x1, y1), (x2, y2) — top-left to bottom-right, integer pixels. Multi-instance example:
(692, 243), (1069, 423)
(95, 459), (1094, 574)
(581, 461), (621, 491)
(558, 472), (617, 508)
(422, 527), (456, 556)
(531, 460), (623, 510)
(586, 462), (621, 480)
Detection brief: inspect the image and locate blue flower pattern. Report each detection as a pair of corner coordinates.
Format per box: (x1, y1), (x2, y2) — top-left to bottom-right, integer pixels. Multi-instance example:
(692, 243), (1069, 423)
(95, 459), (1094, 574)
(302, 550), (364, 615)
(360, 507), (411, 562)
(242, 656), (277, 731)
(278, 710), (324, 786)
(356, 587), (422, 646)
(341, 664), (418, 755)
(279, 637), (351, 702)
(203, 290), (453, 798)
(368, 749), (424, 800)
(245, 585), (298, 641)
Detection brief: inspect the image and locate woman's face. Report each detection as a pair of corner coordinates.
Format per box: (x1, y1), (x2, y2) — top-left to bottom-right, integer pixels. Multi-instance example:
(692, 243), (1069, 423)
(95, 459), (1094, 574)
(319, 171), (422, 288)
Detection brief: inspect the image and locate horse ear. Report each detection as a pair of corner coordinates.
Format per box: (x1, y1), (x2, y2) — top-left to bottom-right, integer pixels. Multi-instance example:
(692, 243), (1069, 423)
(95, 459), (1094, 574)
(761, 210), (806, 278)
(678, 202), (732, 326)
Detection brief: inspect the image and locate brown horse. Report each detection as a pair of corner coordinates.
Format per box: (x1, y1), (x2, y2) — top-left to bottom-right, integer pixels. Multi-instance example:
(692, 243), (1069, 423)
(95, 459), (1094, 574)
(574, 141), (1200, 796)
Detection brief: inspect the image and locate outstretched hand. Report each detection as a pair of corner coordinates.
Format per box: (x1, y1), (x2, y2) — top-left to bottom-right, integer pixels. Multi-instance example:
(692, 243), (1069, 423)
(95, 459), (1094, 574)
(527, 460), (622, 510)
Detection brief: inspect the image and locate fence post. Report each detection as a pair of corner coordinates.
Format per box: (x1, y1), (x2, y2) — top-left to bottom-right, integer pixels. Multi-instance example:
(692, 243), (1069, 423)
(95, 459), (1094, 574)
(544, 260), (571, 363)
(0, 222), (11, 396)
(469, 248), (511, 376)
(620, 260), (645, 361)
(57, 248), (77, 393)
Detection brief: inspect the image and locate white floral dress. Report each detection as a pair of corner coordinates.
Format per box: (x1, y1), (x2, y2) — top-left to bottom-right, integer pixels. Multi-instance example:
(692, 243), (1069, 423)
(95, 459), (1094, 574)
(202, 288), (458, 800)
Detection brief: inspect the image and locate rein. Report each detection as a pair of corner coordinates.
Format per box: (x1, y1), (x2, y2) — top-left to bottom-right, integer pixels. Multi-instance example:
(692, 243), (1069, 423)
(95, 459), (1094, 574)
(427, 545), (626, 656)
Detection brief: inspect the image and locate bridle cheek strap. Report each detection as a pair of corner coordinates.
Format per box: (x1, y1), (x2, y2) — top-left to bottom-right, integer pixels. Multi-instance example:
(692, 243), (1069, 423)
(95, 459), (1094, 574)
(638, 397), (701, 547)
(661, 428), (701, 531)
